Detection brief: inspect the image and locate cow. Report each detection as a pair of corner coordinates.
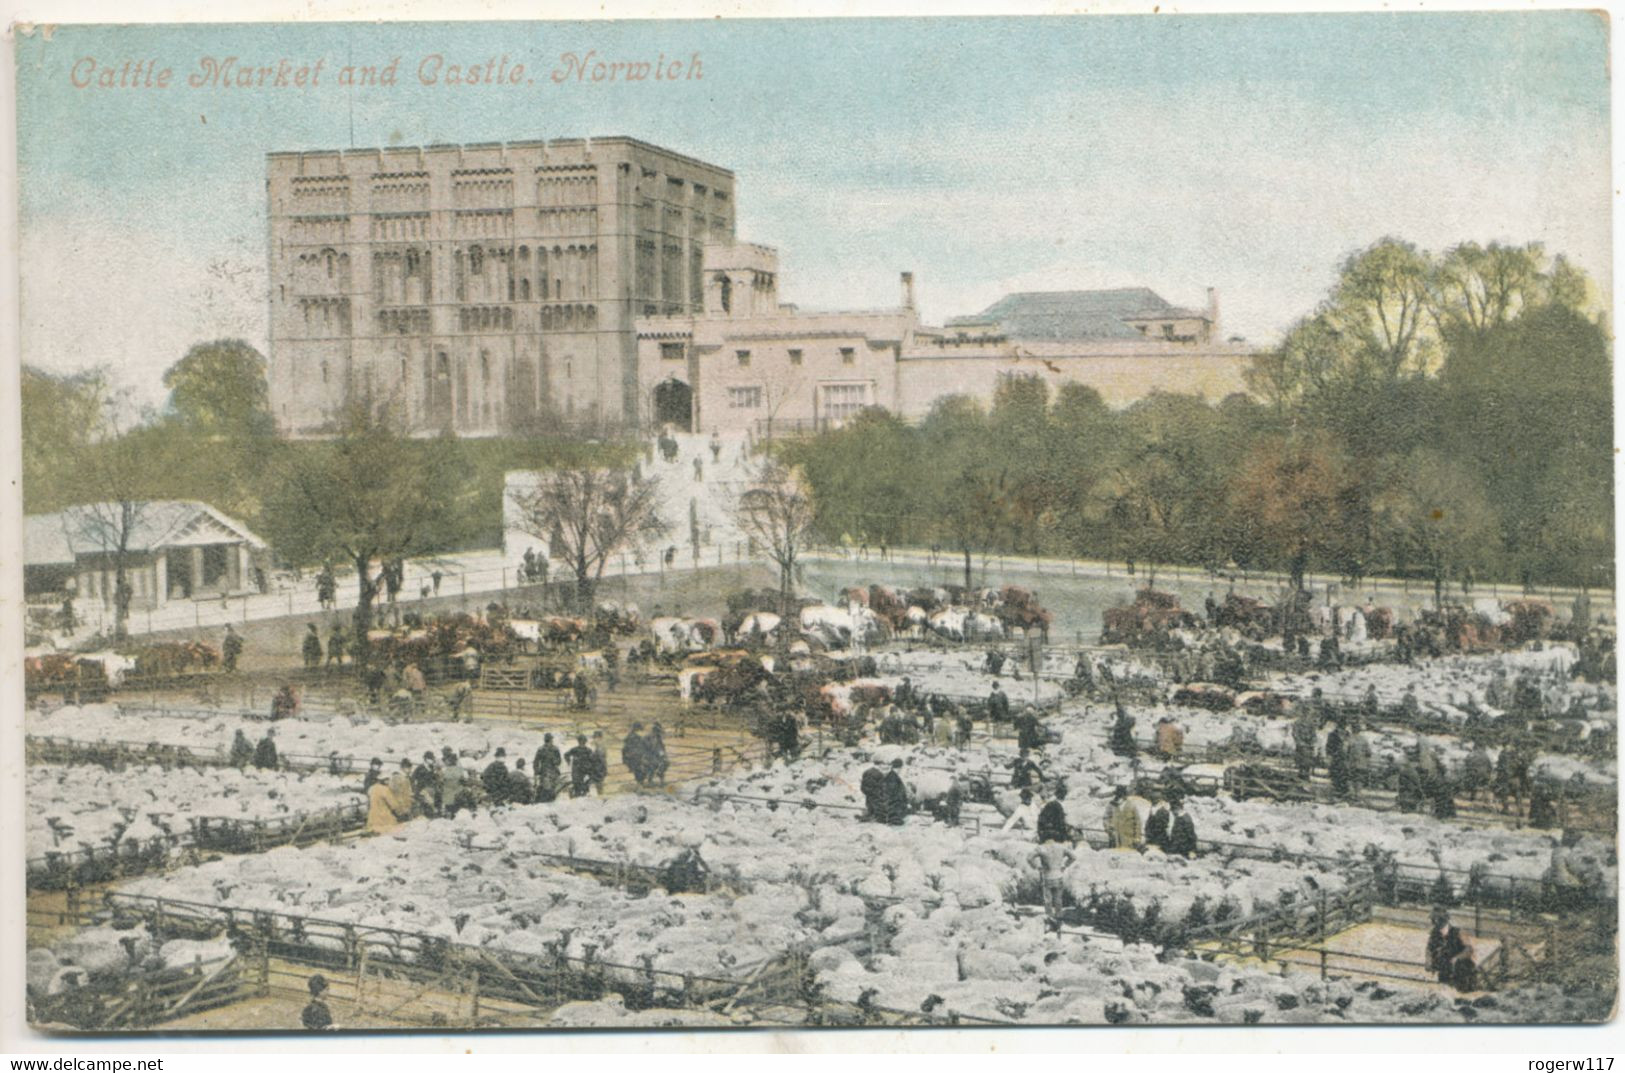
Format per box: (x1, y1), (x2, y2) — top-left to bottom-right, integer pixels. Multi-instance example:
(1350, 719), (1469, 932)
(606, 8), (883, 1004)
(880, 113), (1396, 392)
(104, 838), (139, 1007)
(965, 612), (1006, 642)
(735, 611), (782, 647)
(929, 608), (968, 642)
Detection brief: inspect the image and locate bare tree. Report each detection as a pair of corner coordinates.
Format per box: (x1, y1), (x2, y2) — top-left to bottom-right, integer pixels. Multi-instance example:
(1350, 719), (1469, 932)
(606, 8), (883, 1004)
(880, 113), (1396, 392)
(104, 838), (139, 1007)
(70, 383), (154, 642)
(508, 464), (667, 613)
(735, 456), (817, 619)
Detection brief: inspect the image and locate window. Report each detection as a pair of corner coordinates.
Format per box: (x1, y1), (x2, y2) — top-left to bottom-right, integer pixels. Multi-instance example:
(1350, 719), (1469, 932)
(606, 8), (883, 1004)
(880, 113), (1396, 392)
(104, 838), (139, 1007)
(661, 342), (686, 362)
(405, 249), (420, 277)
(736, 349), (751, 367)
(481, 350), (491, 382)
(1162, 323), (1174, 338)
(718, 275), (732, 313)
(822, 382), (869, 423)
(840, 347), (856, 365)
(729, 386), (763, 409)
(788, 348), (803, 366)
(470, 247), (484, 275)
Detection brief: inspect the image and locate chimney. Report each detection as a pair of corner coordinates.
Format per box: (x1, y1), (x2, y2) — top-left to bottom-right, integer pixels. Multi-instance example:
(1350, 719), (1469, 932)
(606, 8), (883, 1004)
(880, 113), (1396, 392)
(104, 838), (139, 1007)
(1206, 287), (1220, 341)
(901, 271), (916, 311)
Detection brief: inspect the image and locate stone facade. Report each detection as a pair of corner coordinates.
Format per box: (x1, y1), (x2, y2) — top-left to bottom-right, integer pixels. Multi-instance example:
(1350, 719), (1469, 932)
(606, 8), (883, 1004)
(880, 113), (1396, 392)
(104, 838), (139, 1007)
(636, 244), (1256, 436)
(267, 137), (735, 437)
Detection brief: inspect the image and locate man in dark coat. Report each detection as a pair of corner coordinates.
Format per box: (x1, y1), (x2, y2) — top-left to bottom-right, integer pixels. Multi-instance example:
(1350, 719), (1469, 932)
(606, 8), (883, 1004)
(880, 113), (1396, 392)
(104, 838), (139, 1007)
(327, 625), (347, 668)
(1326, 720), (1352, 799)
(1144, 796), (1172, 851)
(253, 728), (279, 771)
(1015, 707), (1045, 753)
(986, 681), (1010, 723)
(622, 723), (649, 786)
(507, 758), (534, 805)
(860, 762), (887, 822)
(533, 734), (562, 803)
(302, 624), (323, 670)
(1108, 704), (1138, 758)
(1009, 748), (1041, 789)
(482, 747), (511, 806)
(881, 760), (910, 826)
(1424, 907), (1475, 990)
(1165, 797), (1198, 857)
(301, 974), (334, 1031)
(362, 757), (385, 792)
(410, 752), (441, 816)
(564, 735), (595, 798)
(229, 729), (254, 769)
(1036, 785), (1071, 844)
(222, 625), (243, 672)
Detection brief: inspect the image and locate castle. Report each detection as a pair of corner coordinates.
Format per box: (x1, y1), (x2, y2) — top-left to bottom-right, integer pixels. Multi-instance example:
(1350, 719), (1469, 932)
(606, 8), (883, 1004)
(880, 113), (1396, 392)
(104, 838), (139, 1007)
(267, 137), (1254, 438)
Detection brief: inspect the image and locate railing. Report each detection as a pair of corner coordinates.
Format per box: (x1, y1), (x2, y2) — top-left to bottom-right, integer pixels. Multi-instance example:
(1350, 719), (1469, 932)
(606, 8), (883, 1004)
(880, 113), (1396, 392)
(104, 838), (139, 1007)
(24, 801), (367, 891)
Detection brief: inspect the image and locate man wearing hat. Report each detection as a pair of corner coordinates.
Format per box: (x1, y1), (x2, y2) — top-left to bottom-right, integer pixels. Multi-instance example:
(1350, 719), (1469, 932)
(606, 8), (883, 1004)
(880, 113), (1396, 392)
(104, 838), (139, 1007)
(564, 735), (595, 798)
(882, 759), (910, 826)
(411, 751), (441, 817)
(1425, 906), (1477, 991)
(362, 757), (385, 793)
(301, 974), (334, 1031)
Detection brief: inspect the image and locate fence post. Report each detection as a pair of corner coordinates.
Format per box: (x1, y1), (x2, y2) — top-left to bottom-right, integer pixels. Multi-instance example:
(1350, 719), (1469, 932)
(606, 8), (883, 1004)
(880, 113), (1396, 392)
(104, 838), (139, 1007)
(1319, 947), (1327, 980)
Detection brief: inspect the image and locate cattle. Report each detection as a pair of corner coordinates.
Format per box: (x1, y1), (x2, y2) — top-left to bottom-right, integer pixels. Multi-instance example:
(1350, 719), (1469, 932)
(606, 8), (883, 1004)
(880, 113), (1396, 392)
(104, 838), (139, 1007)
(929, 608), (968, 642)
(649, 616), (721, 655)
(734, 611), (782, 647)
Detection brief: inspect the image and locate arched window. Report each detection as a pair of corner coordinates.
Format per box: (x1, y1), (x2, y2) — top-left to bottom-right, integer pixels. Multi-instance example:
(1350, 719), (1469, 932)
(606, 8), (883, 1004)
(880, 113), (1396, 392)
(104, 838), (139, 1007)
(520, 278), (531, 300)
(719, 274), (732, 313)
(406, 249), (420, 277)
(470, 246), (484, 275)
(480, 351), (491, 382)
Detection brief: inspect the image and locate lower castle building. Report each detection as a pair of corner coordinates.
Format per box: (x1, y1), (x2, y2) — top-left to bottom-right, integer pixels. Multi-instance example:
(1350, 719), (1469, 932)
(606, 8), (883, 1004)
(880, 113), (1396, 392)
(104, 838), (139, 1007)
(635, 242), (1257, 437)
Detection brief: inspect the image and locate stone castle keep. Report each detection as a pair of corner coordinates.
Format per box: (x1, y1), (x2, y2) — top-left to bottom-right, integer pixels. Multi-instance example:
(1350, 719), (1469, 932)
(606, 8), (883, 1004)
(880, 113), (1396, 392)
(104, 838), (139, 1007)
(268, 137), (1253, 438)
(267, 137), (735, 436)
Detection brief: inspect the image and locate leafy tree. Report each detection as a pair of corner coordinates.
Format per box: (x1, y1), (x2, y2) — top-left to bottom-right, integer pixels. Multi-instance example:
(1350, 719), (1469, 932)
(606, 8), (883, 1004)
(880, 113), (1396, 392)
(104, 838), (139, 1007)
(507, 461), (667, 613)
(261, 403), (461, 660)
(1429, 241), (1548, 338)
(1374, 450), (1499, 608)
(162, 339), (274, 439)
(20, 365), (108, 512)
(1326, 237), (1438, 383)
(1227, 433), (1355, 591)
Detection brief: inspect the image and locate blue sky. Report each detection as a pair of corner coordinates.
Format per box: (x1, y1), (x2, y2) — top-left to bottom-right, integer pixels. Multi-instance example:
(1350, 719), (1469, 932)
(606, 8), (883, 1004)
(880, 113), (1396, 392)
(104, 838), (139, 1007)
(16, 14), (1612, 407)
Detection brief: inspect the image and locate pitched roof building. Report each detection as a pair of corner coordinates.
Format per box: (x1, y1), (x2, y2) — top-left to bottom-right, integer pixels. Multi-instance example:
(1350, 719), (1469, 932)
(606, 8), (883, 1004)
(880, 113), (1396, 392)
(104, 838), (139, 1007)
(24, 501), (268, 609)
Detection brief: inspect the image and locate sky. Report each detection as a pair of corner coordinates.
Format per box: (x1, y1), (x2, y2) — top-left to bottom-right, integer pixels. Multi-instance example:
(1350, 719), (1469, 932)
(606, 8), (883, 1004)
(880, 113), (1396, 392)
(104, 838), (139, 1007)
(15, 14), (1613, 410)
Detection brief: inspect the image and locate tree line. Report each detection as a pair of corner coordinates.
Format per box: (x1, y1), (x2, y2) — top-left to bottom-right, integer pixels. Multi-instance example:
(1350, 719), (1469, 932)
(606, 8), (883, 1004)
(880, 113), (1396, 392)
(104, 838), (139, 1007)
(784, 238), (1613, 600)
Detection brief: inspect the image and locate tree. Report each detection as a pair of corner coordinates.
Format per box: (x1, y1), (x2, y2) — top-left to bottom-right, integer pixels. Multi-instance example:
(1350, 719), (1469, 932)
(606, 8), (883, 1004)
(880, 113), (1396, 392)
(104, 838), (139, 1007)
(1374, 450), (1499, 609)
(262, 402), (461, 661)
(68, 385), (157, 641)
(507, 461), (667, 613)
(1429, 241), (1547, 338)
(20, 365), (108, 512)
(1326, 237), (1438, 383)
(162, 339), (274, 439)
(916, 396), (1006, 588)
(735, 456), (817, 621)
(1227, 434), (1355, 591)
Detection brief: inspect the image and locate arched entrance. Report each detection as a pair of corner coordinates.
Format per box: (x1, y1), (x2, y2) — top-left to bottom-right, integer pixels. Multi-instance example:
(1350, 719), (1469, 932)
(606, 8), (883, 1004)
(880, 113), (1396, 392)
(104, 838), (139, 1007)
(653, 378), (693, 432)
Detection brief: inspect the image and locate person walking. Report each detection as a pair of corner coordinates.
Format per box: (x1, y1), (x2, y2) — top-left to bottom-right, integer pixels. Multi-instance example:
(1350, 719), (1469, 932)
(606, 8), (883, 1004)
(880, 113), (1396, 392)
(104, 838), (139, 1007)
(222, 625), (243, 673)
(302, 624), (323, 670)
(327, 624), (347, 668)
